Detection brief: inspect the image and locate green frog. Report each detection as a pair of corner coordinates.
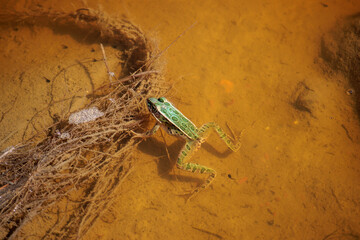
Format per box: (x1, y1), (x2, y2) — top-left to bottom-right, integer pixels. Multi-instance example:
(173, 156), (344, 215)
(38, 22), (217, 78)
(136, 97), (242, 199)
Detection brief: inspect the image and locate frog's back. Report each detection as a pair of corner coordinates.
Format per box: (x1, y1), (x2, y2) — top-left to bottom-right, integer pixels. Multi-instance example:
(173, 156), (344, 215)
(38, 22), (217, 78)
(160, 103), (199, 140)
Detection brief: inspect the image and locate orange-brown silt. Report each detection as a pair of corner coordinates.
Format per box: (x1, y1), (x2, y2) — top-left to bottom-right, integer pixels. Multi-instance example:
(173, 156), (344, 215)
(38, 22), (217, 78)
(0, 0), (359, 239)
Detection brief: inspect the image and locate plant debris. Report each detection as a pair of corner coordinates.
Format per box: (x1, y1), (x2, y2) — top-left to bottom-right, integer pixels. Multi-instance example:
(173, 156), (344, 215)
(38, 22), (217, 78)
(0, 7), (168, 239)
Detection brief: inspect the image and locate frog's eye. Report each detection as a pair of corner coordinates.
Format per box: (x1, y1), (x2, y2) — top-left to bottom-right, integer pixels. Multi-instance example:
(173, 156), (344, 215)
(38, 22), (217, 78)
(158, 97), (166, 103)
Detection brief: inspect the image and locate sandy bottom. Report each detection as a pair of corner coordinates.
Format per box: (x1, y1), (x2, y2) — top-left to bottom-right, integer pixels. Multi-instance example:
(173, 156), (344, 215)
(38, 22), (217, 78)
(1, 0), (360, 239)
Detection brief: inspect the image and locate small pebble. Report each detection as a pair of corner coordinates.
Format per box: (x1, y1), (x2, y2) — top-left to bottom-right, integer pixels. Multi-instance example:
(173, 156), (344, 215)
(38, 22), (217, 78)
(346, 89), (354, 95)
(267, 220), (274, 226)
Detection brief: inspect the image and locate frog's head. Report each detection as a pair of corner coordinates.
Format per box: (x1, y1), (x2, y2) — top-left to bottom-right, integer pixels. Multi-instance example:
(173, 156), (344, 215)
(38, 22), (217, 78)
(146, 97), (169, 120)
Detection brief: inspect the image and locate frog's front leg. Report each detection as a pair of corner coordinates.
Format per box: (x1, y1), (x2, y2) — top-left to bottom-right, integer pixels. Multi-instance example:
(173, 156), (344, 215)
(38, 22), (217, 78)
(176, 140), (217, 200)
(131, 123), (160, 138)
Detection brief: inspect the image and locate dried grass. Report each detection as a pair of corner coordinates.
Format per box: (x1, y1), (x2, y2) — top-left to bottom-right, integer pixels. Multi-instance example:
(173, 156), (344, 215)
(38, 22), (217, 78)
(0, 7), (168, 239)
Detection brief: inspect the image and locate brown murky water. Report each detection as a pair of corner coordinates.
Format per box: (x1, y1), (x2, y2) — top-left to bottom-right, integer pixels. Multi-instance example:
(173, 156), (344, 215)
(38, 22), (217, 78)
(1, 0), (360, 239)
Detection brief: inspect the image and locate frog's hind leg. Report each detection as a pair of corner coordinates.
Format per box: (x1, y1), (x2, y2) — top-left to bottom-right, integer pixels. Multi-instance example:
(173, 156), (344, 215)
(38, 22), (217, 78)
(176, 140), (216, 200)
(199, 122), (242, 152)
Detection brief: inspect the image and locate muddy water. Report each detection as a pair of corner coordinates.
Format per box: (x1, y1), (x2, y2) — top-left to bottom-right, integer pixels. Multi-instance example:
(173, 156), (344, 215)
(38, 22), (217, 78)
(1, 0), (360, 239)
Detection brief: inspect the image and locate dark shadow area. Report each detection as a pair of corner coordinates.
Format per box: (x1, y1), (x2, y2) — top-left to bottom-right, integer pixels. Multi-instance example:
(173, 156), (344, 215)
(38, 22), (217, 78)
(320, 13), (360, 119)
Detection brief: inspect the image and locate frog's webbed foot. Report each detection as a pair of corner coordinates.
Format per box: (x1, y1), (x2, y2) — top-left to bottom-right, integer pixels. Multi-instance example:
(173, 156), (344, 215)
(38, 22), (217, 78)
(184, 174), (216, 203)
(177, 183), (215, 203)
(177, 191), (199, 204)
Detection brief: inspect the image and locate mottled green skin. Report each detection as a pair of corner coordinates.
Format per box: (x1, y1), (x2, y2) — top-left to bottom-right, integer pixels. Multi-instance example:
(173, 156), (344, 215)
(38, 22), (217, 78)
(147, 97), (199, 140)
(145, 97), (242, 200)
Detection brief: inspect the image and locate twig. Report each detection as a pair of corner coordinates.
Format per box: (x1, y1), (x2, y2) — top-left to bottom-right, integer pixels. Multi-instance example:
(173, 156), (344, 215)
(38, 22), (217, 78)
(100, 43), (116, 82)
(341, 124), (353, 142)
(191, 226), (223, 239)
